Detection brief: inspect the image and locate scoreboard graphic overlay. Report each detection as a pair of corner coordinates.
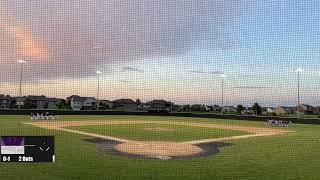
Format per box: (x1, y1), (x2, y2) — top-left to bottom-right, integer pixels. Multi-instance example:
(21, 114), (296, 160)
(0, 136), (54, 162)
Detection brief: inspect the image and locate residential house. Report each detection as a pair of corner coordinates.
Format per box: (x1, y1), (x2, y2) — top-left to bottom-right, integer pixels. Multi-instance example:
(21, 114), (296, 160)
(222, 106), (237, 113)
(15, 96), (25, 108)
(241, 109), (256, 115)
(204, 105), (211, 112)
(70, 96), (97, 110)
(15, 96), (61, 109)
(146, 100), (171, 111)
(241, 107), (257, 115)
(0, 95), (12, 109)
(212, 105), (222, 113)
(97, 100), (113, 109)
(298, 104), (314, 115)
(112, 99), (137, 111)
(28, 96), (48, 109)
(262, 107), (275, 115)
(275, 106), (296, 115)
(47, 98), (62, 109)
(137, 103), (149, 111)
(314, 106), (320, 114)
(266, 107), (275, 114)
(66, 95), (80, 103)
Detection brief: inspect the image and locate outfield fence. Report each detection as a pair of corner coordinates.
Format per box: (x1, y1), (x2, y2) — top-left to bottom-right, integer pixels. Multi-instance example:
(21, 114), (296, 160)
(0, 109), (319, 125)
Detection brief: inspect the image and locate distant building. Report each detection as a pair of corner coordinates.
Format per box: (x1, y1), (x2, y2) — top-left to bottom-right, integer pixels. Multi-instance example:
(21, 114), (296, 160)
(69, 96), (97, 110)
(212, 105), (222, 113)
(146, 100), (171, 111)
(23, 96), (61, 109)
(204, 106), (211, 112)
(266, 107), (275, 114)
(241, 109), (257, 116)
(222, 106), (237, 113)
(298, 104), (314, 115)
(112, 99), (137, 111)
(97, 100), (113, 109)
(66, 95), (80, 103)
(15, 97), (24, 108)
(314, 106), (320, 114)
(137, 103), (149, 111)
(262, 107), (275, 115)
(275, 106), (296, 115)
(47, 98), (63, 109)
(28, 96), (48, 109)
(0, 95), (12, 109)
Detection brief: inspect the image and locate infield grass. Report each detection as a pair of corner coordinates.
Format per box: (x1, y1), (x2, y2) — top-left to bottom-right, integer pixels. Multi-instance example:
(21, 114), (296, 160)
(67, 123), (250, 142)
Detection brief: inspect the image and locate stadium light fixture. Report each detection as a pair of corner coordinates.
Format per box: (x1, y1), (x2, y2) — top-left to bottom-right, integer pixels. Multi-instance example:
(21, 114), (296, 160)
(17, 60), (27, 109)
(219, 74), (227, 114)
(96, 70), (102, 75)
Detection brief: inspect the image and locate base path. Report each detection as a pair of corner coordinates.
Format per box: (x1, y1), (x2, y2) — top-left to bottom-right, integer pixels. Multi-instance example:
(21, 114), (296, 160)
(24, 120), (292, 158)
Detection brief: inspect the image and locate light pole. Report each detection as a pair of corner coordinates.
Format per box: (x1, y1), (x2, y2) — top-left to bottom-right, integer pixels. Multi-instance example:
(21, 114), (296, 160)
(17, 60), (26, 109)
(295, 68), (304, 118)
(96, 70), (102, 110)
(219, 74), (226, 114)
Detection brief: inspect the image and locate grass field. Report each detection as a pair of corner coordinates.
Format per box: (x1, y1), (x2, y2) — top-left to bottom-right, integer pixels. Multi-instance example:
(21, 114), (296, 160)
(1, 115), (320, 179)
(68, 123), (250, 142)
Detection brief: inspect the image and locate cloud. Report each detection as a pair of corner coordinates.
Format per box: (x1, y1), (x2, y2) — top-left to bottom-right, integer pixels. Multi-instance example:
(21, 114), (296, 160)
(120, 80), (133, 83)
(209, 71), (224, 75)
(188, 70), (207, 74)
(8, 26), (47, 59)
(0, 0), (249, 82)
(233, 86), (271, 89)
(122, 66), (144, 73)
(188, 70), (224, 75)
(129, 88), (151, 91)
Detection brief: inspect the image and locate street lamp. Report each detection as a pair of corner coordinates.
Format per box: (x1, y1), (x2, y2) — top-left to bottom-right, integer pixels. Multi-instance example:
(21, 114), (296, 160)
(17, 60), (26, 109)
(219, 74), (227, 114)
(295, 67), (304, 118)
(96, 70), (102, 110)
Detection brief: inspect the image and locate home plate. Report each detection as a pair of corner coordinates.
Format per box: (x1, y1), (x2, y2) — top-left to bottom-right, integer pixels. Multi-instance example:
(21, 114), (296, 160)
(153, 156), (172, 160)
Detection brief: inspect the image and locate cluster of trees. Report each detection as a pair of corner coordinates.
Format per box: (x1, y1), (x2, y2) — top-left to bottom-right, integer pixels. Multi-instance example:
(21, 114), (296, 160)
(174, 103), (263, 115)
(175, 103), (263, 115)
(98, 102), (109, 110)
(236, 103), (262, 115)
(179, 104), (210, 112)
(176, 104), (223, 113)
(56, 99), (72, 110)
(21, 98), (72, 110)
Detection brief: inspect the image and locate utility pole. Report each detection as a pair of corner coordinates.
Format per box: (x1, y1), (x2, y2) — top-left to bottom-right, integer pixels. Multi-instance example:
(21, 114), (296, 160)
(295, 68), (304, 119)
(96, 70), (102, 110)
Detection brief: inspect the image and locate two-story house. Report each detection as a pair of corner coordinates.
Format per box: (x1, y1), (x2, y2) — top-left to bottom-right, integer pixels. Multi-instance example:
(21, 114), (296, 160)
(70, 96), (96, 110)
(146, 99), (171, 111)
(0, 95), (12, 109)
(112, 99), (137, 111)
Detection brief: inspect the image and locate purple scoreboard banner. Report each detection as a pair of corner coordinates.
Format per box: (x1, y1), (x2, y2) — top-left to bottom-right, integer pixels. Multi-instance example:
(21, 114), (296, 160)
(0, 136), (54, 162)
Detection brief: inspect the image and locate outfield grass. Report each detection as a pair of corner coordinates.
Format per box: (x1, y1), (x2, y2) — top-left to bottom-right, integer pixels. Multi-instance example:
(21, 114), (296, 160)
(68, 123), (250, 142)
(0, 115), (320, 179)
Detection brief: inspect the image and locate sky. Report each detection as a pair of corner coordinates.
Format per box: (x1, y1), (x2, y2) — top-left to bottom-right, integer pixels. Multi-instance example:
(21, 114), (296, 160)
(0, 0), (320, 106)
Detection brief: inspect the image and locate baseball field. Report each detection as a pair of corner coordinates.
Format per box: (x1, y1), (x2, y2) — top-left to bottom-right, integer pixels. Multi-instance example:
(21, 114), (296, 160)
(1, 115), (320, 179)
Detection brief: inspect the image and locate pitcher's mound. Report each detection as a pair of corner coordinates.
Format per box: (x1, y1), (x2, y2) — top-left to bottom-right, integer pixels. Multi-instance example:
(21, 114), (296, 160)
(114, 141), (202, 157)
